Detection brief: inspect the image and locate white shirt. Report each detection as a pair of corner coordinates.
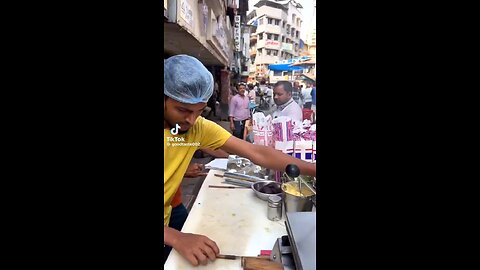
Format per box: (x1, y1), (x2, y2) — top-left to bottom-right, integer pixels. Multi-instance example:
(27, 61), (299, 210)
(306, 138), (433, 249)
(302, 88), (313, 103)
(258, 85), (267, 94)
(272, 98), (303, 122)
(266, 87), (273, 97)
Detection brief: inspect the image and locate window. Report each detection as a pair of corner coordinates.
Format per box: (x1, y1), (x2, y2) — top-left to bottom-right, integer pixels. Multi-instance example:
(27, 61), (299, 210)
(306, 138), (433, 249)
(280, 52), (284, 58)
(275, 19), (280, 25)
(258, 48), (263, 55)
(281, 36), (285, 42)
(296, 31), (299, 38)
(282, 21), (286, 28)
(267, 33), (272, 39)
(273, 70), (282, 76)
(266, 49), (272, 56)
(258, 33), (263, 40)
(274, 34), (279, 41)
(258, 18), (263, 25)
(272, 50), (278, 56)
(268, 18), (273, 24)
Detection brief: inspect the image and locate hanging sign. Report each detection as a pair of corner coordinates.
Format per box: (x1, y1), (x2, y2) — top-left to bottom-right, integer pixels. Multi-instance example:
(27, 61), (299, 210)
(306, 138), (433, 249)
(234, 15), (241, 52)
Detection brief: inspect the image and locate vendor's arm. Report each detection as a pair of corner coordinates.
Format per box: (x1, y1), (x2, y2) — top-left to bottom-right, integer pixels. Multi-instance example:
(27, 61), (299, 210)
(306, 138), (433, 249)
(200, 148), (229, 158)
(164, 226), (219, 266)
(220, 136), (316, 177)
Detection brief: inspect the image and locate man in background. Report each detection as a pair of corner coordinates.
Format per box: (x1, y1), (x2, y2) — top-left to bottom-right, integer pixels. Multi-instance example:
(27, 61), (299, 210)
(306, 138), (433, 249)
(229, 83), (250, 139)
(271, 81), (303, 122)
(302, 83), (313, 109)
(292, 81), (304, 108)
(311, 82), (316, 113)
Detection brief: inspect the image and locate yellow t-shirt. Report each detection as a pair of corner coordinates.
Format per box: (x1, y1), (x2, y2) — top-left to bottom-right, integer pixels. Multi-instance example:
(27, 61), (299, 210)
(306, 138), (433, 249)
(164, 117), (232, 226)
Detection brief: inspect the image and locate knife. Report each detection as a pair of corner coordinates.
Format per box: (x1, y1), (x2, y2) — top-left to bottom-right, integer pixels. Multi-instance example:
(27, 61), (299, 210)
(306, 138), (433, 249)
(216, 254), (271, 260)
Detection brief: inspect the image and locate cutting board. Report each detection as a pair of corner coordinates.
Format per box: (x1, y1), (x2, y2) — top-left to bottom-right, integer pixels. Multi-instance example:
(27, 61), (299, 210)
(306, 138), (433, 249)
(164, 169), (287, 270)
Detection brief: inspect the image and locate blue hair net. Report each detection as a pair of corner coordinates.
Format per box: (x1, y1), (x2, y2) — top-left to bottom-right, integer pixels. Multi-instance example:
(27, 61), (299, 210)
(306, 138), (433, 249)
(164, 55), (213, 104)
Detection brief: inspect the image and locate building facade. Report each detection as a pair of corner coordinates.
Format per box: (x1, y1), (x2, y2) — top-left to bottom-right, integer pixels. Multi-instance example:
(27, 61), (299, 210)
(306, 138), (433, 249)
(246, 0), (303, 83)
(164, 0), (250, 120)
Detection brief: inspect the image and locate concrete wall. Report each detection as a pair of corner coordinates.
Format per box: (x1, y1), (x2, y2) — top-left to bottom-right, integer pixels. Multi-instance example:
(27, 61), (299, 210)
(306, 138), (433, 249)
(167, 0), (233, 67)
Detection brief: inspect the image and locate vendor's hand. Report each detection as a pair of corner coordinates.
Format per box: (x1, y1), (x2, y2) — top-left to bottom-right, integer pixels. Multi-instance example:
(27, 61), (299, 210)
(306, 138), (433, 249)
(172, 232), (220, 266)
(230, 122), (235, 132)
(185, 163), (207, 178)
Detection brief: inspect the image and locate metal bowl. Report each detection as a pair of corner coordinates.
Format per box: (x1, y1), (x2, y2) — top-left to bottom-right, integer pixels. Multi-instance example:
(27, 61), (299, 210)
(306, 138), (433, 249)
(251, 181), (283, 201)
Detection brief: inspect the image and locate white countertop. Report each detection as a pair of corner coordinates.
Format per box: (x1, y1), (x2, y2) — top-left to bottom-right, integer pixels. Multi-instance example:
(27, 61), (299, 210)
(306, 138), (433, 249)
(165, 169), (287, 269)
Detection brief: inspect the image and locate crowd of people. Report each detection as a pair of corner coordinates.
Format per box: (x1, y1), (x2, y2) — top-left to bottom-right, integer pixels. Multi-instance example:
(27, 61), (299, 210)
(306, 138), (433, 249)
(227, 79), (317, 141)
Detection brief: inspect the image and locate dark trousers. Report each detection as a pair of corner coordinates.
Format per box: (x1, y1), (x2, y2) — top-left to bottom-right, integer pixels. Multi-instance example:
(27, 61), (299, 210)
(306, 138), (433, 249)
(163, 204), (189, 264)
(233, 120), (246, 140)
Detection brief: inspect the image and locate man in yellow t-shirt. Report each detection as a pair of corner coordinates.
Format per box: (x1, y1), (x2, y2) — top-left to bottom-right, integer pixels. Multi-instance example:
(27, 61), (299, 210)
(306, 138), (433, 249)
(164, 55), (316, 266)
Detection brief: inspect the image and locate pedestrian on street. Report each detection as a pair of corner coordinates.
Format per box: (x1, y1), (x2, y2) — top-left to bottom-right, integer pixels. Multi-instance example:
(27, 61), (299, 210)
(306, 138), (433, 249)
(292, 81), (304, 107)
(228, 83), (250, 139)
(311, 82), (316, 113)
(206, 82), (219, 118)
(302, 83), (313, 109)
(164, 55), (316, 267)
(271, 80), (303, 122)
(265, 83), (274, 107)
(247, 83), (256, 102)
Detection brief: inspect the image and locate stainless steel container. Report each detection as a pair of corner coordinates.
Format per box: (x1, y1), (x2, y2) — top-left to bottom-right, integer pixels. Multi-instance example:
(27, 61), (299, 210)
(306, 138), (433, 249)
(267, 195), (282, 221)
(282, 182), (315, 212)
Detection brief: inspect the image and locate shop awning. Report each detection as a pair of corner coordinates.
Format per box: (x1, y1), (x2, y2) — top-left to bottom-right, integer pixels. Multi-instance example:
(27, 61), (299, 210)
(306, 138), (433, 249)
(289, 60), (316, 67)
(268, 63), (304, 71)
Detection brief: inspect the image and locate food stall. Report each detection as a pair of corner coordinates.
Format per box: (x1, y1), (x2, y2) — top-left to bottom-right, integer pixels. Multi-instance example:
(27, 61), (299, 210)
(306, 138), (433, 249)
(164, 156), (317, 270)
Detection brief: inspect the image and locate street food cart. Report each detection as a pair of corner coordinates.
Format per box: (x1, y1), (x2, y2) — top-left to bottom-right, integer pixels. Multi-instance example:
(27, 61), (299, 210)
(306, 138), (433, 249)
(165, 158), (317, 270)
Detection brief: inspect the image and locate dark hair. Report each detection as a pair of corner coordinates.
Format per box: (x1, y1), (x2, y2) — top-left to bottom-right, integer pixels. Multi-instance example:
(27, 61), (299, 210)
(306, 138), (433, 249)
(274, 81), (293, 94)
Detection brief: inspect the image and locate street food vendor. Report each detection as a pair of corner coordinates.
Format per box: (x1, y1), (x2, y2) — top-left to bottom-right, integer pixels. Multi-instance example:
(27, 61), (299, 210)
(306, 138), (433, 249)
(164, 55), (316, 266)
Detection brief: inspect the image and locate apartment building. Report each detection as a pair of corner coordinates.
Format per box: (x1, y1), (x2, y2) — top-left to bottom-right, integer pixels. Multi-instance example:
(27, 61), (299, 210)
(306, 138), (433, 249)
(246, 0), (303, 82)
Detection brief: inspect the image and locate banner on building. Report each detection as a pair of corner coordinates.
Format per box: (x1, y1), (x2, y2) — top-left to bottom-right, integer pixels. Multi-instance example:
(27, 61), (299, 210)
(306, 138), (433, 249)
(282, 43), (293, 52)
(199, 0), (208, 36)
(265, 40), (280, 48)
(234, 15), (241, 52)
(180, 0), (193, 28)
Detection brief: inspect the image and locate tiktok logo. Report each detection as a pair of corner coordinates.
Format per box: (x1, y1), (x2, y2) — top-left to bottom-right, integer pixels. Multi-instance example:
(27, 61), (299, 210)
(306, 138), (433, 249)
(170, 124), (181, 135)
